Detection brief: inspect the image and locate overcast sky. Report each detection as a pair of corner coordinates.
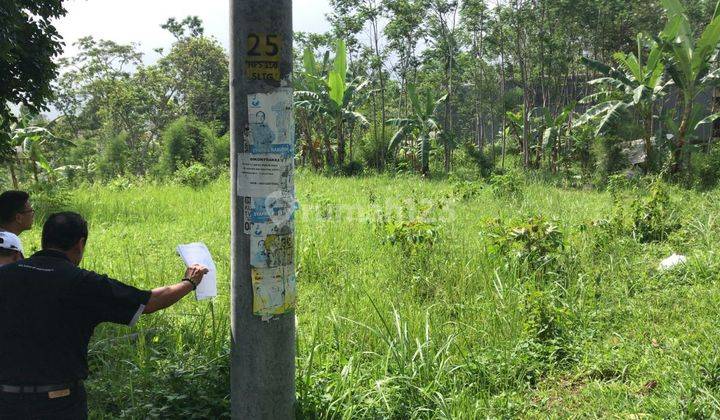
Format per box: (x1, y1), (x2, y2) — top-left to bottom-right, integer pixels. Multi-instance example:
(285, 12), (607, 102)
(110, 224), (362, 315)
(54, 0), (333, 62)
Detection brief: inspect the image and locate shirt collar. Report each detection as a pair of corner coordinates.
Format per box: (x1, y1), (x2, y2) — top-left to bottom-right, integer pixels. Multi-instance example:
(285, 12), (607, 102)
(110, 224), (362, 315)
(32, 249), (72, 263)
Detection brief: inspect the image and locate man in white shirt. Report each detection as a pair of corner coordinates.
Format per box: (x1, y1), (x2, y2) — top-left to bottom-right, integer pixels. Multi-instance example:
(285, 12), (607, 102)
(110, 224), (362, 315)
(0, 231), (23, 267)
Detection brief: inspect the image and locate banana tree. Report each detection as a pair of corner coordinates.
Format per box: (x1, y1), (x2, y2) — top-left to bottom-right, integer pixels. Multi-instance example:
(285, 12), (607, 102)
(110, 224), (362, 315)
(295, 40), (369, 168)
(6, 115), (74, 186)
(657, 0), (720, 172)
(386, 83), (447, 177)
(540, 102), (576, 173)
(577, 34), (669, 170)
(505, 107), (525, 150)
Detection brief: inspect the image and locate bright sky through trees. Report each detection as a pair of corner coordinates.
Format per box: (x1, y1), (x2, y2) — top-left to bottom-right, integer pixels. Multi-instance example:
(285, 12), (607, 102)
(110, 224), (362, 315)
(53, 0), (332, 62)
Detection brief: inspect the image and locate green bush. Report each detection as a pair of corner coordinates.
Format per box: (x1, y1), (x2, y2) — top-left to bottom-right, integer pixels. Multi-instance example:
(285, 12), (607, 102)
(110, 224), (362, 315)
(206, 132), (231, 168)
(107, 176), (139, 192)
(489, 216), (565, 275)
(591, 136), (627, 184)
(629, 178), (681, 242)
(26, 181), (73, 220)
(88, 347), (230, 419)
(174, 163), (216, 188)
(162, 117), (218, 173)
(490, 170), (524, 201)
(338, 160), (364, 176)
(458, 141), (495, 178)
(691, 144), (720, 190)
(358, 129), (394, 172)
(97, 132), (130, 181)
(375, 199), (443, 255)
(451, 180), (483, 201)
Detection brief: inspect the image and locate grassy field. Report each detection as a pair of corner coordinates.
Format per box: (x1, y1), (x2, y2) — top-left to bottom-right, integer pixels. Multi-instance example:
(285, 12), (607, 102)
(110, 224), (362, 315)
(21, 171), (720, 418)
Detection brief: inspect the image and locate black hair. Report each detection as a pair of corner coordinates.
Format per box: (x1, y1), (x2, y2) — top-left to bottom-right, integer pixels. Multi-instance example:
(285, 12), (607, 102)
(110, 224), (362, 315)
(0, 191), (30, 224)
(42, 212), (89, 251)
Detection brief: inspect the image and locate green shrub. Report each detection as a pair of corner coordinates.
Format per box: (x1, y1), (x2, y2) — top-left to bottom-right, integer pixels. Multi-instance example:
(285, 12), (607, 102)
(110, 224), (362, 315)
(460, 141), (495, 178)
(606, 173), (632, 198)
(520, 288), (574, 367)
(489, 216), (565, 275)
(490, 171), (524, 201)
(338, 160), (364, 176)
(107, 177), (135, 192)
(358, 130), (391, 171)
(26, 181), (73, 220)
(451, 180), (483, 201)
(174, 163), (216, 188)
(629, 178), (681, 243)
(162, 117), (218, 173)
(206, 132), (231, 168)
(592, 136), (626, 183)
(97, 132), (130, 181)
(375, 199), (443, 255)
(691, 144), (720, 190)
(89, 348), (231, 418)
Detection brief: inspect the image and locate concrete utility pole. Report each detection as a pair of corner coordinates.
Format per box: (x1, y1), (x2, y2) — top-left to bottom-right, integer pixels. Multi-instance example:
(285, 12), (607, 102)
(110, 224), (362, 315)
(230, 1), (295, 419)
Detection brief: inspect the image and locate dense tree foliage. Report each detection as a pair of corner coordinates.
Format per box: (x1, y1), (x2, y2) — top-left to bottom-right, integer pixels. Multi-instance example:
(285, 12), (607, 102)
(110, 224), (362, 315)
(0, 0), (67, 159)
(3, 2), (720, 189)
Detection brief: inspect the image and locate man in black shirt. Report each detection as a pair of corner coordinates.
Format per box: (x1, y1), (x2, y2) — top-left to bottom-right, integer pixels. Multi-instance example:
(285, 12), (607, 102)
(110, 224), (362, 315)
(0, 212), (208, 419)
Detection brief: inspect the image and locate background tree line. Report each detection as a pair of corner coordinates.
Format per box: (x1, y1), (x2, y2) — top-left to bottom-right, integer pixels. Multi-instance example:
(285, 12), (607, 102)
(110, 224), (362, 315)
(3, 0), (720, 190)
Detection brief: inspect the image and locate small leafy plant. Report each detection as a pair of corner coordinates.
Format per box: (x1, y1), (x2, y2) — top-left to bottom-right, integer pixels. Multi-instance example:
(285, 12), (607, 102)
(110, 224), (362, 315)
(629, 178), (680, 242)
(175, 163), (215, 188)
(375, 199), (442, 254)
(490, 171), (524, 201)
(490, 216), (565, 274)
(451, 180), (483, 202)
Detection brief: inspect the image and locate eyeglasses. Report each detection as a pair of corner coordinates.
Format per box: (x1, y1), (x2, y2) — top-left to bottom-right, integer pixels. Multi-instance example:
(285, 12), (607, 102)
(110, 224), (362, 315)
(19, 208), (34, 214)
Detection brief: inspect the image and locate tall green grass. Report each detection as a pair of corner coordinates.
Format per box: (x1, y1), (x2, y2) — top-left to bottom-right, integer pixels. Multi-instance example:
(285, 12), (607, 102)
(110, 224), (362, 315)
(21, 172), (720, 418)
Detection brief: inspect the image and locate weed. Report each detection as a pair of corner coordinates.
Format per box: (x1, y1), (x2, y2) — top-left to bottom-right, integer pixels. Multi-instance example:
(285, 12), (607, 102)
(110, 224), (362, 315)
(629, 178), (681, 242)
(490, 216), (565, 276)
(490, 171), (524, 201)
(174, 163), (216, 188)
(26, 181), (72, 219)
(451, 180), (483, 202)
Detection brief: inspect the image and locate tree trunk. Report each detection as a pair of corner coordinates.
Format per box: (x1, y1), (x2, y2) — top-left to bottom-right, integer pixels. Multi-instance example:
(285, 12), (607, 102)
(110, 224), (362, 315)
(421, 135), (430, 178)
(337, 117), (346, 166)
(444, 76), (453, 173)
(673, 99), (693, 174)
(319, 115), (335, 167)
(371, 16), (387, 170)
(31, 160), (39, 183)
(300, 111), (321, 170)
(490, 119), (496, 164)
(643, 111), (653, 173)
(513, 3), (531, 169)
(496, 0), (507, 170)
(8, 164), (19, 189)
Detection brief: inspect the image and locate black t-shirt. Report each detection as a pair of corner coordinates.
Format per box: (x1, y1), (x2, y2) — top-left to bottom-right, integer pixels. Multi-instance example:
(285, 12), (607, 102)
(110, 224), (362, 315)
(0, 250), (151, 385)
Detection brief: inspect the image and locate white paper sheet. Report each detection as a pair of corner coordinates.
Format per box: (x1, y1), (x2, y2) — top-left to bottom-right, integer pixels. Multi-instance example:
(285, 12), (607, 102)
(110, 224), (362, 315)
(176, 242), (218, 300)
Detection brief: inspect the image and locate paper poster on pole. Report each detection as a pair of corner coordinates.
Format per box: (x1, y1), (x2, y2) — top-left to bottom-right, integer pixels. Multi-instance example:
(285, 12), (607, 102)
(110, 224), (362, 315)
(247, 88), (294, 157)
(246, 195), (296, 228)
(236, 154), (293, 197)
(239, 87), (296, 319)
(249, 219), (294, 318)
(176, 242), (218, 300)
(250, 221), (293, 268)
(251, 266), (296, 318)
